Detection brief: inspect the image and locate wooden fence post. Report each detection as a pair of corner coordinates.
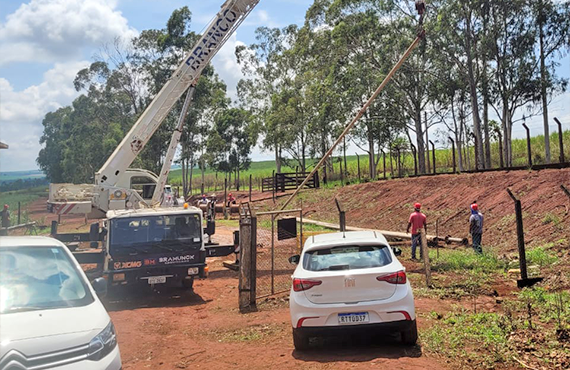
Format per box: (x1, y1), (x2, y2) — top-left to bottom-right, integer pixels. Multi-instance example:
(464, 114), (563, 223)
(239, 211), (257, 313)
(420, 228), (432, 287)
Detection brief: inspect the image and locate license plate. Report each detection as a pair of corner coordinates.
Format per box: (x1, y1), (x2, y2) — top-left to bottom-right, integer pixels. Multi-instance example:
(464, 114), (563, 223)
(338, 312), (369, 325)
(147, 276), (167, 285)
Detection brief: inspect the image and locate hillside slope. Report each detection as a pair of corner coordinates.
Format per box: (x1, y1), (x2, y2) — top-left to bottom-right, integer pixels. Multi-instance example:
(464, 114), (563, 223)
(272, 168), (570, 253)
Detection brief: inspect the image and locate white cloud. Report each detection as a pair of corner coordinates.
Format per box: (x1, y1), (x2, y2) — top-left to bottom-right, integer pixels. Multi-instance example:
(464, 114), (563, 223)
(242, 9), (282, 28)
(211, 32), (246, 102)
(0, 61), (89, 171)
(0, 0), (137, 66)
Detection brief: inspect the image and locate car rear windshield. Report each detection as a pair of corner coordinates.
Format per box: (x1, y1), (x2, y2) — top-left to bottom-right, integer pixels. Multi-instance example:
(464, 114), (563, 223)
(0, 246), (94, 314)
(303, 245), (392, 271)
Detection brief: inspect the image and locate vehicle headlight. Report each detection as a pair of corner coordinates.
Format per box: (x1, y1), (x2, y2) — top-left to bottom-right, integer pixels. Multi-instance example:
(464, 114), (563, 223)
(88, 321), (117, 361)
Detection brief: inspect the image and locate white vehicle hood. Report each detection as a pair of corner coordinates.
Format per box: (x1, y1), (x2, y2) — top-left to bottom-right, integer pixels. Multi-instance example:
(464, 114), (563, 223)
(0, 301), (109, 356)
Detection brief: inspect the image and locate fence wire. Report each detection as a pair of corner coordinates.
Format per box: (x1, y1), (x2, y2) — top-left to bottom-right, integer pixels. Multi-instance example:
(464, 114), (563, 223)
(255, 212), (302, 299)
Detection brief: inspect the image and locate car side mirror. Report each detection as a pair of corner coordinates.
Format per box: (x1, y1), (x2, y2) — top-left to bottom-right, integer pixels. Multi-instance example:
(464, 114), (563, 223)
(392, 247), (402, 257)
(91, 277), (107, 298)
(288, 254), (300, 265)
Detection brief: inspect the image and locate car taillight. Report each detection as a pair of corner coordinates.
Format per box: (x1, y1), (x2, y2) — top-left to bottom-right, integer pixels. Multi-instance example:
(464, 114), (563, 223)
(292, 278), (322, 292)
(376, 271), (407, 284)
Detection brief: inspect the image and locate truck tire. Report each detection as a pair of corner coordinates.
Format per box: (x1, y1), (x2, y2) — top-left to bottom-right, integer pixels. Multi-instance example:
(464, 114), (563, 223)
(401, 320), (418, 345)
(292, 328), (310, 351)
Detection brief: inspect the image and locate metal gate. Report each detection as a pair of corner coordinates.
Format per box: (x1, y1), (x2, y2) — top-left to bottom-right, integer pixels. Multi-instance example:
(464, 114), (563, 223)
(255, 209), (303, 298)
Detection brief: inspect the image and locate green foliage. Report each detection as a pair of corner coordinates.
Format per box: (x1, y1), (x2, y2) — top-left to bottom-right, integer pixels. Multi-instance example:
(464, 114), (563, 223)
(429, 248), (506, 274)
(421, 311), (510, 367)
(542, 212), (561, 226)
(526, 246), (558, 267)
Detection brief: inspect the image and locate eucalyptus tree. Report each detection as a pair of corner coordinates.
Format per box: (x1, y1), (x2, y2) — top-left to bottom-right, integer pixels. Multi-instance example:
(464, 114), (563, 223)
(486, 0), (541, 167)
(530, 0), (570, 163)
(236, 26), (299, 173)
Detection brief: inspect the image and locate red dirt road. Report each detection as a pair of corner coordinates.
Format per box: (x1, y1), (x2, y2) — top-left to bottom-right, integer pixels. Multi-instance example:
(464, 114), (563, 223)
(108, 259), (449, 370)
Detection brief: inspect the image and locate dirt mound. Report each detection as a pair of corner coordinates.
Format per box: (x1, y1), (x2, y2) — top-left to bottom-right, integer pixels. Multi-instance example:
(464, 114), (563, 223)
(285, 168), (570, 253)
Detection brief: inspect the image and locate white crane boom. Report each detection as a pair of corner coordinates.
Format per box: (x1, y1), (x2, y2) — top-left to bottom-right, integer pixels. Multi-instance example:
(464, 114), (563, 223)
(95, 0), (260, 188)
(151, 86), (195, 206)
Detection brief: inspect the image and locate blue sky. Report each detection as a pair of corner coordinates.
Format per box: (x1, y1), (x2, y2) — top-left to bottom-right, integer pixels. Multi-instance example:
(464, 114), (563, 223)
(0, 0), (568, 172)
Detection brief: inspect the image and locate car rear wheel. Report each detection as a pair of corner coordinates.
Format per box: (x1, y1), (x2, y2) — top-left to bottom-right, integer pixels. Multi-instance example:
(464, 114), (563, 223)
(401, 320), (418, 345)
(292, 328), (310, 350)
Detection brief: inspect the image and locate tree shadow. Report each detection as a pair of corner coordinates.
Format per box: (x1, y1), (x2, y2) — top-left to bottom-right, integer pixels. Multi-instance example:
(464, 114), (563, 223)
(103, 286), (210, 312)
(292, 332), (423, 363)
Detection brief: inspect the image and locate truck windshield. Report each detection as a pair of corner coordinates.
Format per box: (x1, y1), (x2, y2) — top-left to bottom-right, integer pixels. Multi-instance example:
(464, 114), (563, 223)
(0, 246), (94, 314)
(110, 214), (202, 254)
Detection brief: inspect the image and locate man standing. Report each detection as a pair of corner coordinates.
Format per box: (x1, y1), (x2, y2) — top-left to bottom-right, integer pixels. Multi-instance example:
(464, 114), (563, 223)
(469, 203), (484, 254)
(1, 204), (10, 228)
(407, 203), (427, 260)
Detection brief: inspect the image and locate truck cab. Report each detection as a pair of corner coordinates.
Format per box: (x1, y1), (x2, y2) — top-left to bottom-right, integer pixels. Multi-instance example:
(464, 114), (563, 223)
(103, 207), (207, 292)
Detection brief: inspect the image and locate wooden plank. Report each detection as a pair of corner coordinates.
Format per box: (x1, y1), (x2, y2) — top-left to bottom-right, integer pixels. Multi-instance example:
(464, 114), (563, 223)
(296, 217), (468, 245)
(420, 229), (432, 287)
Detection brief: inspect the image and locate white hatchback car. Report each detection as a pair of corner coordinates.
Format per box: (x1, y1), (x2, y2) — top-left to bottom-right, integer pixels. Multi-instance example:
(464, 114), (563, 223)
(289, 231), (417, 350)
(0, 236), (122, 369)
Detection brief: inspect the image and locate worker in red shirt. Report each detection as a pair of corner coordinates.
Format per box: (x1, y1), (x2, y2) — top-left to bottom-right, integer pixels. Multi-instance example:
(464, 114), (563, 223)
(406, 202), (427, 260)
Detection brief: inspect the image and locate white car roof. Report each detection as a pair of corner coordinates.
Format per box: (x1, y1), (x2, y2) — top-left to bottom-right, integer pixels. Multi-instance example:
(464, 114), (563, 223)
(303, 231), (389, 252)
(107, 206), (201, 219)
(0, 236), (66, 248)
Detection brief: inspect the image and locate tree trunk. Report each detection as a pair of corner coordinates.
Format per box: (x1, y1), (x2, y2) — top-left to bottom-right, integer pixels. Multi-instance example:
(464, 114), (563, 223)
(425, 114), (430, 174)
(415, 110), (426, 174)
(201, 158), (205, 195)
(237, 168), (240, 191)
(464, 8), (485, 168)
(275, 143), (282, 173)
(482, 83), (491, 168)
(482, 3), (492, 169)
(343, 138), (347, 179)
(189, 159), (194, 196)
(539, 2), (551, 163)
(368, 126), (376, 179)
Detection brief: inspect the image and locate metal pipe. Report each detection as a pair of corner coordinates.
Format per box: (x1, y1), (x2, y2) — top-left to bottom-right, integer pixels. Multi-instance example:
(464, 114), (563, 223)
(522, 123), (532, 167)
(561, 185), (570, 199)
(507, 189), (528, 280)
(554, 117), (565, 163)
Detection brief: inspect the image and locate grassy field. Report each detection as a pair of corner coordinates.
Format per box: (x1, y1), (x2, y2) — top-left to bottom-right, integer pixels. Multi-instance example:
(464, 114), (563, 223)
(0, 187), (47, 225)
(0, 170), (45, 182)
(169, 131), (570, 195)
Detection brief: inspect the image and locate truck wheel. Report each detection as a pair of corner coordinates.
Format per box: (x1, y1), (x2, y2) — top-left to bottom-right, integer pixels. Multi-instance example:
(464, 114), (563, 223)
(292, 328), (310, 351)
(401, 320), (418, 345)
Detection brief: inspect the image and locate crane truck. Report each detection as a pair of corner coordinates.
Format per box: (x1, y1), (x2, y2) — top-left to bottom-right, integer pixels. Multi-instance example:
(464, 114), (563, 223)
(50, 0), (260, 295)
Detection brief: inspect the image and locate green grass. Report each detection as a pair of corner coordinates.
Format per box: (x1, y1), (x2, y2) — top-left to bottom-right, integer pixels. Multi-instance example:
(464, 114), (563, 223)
(421, 311), (511, 367)
(422, 286), (570, 368)
(0, 187), (47, 225)
(526, 245), (559, 268)
(429, 248), (507, 274)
